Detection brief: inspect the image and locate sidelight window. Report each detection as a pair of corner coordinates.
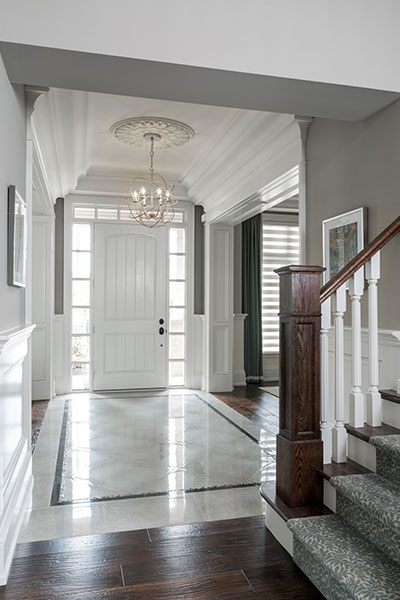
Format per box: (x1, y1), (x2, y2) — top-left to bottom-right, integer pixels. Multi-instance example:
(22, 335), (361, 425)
(168, 226), (186, 386)
(71, 223), (92, 390)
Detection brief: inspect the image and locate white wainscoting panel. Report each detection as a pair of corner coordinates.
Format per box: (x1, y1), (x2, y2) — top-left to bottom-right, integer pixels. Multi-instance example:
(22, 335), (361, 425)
(32, 217), (54, 400)
(32, 326), (46, 381)
(233, 314), (247, 386)
(189, 314), (205, 390)
(204, 223), (234, 392)
(327, 328), (400, 427)
(0, 325), (35, 585)
(53, 315), (66, 395)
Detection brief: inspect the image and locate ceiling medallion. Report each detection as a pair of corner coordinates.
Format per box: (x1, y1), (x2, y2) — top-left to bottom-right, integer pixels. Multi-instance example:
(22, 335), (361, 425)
(111, 116), (195, 149)
(111, 117), (194, 228)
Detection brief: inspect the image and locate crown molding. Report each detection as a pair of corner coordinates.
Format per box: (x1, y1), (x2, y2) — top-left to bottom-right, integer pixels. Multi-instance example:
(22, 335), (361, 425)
(187, 113), (301, 224)
(32, 89), (89, 199)
(198, 117), (301, 224)
(32, 137), (55, 216)
(73, 171), (189, 200)
(207, 165), (300, 225)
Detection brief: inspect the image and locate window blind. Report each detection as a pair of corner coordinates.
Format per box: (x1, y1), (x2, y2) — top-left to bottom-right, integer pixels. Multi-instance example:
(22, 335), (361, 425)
(262, 215), (299, 352)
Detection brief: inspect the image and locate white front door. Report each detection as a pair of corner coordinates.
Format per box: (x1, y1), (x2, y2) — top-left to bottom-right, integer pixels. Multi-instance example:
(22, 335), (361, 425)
(93, 223), (167, 390)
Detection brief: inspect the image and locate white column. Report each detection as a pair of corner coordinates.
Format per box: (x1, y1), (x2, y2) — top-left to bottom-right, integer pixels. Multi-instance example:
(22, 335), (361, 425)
(366, 252), (382, 426)
(204, 222), (234, 392)
(295, 116), (313, 264)
(23, 86), (49, 435)
(349, 268), (365, 427)
(332, 284), (347, 463)
(320, 297), (332, 464)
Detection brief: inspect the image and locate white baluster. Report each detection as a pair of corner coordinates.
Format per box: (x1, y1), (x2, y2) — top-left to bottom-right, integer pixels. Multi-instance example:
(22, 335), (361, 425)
(366, 252), (382, 426)
(320, 298), (332, 463)
(332, 284), (347, 463)
(349, 268), (365, 427)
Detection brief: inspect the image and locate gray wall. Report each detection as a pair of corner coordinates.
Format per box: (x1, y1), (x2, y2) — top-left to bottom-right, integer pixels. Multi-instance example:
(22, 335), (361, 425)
(194, 205), (205, 314)
(306, 100), (400, 329)
(0, 52), (26, 332)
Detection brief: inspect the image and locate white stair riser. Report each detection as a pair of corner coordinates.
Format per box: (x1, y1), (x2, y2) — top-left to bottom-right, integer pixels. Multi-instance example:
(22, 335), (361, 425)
(323, 479), (336, 512)
(382, 399), (400, 429)
(347, 435), (377, 471)
(263, 500), (293, 556)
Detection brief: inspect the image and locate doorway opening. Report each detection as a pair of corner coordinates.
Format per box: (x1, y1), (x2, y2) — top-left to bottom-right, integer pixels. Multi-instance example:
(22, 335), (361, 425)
(68, 201), (189, 392)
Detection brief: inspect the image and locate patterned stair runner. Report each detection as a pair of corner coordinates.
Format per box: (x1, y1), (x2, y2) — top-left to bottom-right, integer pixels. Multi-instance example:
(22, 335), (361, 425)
(288, 434), (400, 599)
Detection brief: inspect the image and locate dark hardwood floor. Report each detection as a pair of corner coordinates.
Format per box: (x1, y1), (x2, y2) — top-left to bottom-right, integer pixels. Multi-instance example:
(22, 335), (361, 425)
(31, 400), (49, 453)
(215, 384), (279, 434)
(1, 516), (323, 599)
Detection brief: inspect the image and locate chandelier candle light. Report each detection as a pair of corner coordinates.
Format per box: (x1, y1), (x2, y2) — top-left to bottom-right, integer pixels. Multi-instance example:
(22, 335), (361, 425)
(111, 117), (195, 228)
(129, 133), (175, 227)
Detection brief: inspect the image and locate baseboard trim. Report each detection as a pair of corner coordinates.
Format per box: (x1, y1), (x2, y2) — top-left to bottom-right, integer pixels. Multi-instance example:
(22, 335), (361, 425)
(233, 370), (246, 386)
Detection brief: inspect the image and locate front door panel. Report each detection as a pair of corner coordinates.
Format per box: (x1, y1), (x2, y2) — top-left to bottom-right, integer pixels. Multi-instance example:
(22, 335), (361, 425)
(93, 224), (167, 390)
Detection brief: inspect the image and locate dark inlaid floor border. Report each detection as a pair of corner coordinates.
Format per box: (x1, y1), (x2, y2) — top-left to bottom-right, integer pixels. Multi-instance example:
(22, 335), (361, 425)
(50, 393), (276, 507)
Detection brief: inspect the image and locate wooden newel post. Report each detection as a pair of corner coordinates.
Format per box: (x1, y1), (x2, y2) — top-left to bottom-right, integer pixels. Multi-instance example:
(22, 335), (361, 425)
(274, 265), (325, 507)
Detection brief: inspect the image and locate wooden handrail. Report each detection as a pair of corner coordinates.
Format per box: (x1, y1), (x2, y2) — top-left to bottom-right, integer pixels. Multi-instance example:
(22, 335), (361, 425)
(320, 215), (400, 304)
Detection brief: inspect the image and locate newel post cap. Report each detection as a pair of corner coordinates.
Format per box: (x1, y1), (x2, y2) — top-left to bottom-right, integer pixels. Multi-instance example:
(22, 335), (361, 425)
(274, 265), (325, 276)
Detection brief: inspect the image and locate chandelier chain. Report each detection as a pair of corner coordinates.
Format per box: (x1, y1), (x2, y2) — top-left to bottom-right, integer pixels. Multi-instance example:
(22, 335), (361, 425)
(149, 136), (154, 176)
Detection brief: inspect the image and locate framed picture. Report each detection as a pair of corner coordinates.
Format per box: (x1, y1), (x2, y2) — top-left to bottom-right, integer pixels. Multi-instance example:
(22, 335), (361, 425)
(322, 207), (368, 283)
(8, 185), (27, 288)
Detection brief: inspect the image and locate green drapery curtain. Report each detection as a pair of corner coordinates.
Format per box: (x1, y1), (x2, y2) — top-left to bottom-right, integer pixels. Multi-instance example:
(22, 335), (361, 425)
(242, 214), (263, 383)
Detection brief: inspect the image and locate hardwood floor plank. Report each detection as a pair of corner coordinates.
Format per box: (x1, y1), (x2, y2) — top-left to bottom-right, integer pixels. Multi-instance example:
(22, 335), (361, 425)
(121, 546), (283, 587)
(13, 528), (150, 559)
(1, 517), (324, 599)
(215, 385), (280, 434)
(148, 514), (265, 542)
(121, 570), (253, 599)
(245, 565), (324, 598)
(1, 564), (123, 600)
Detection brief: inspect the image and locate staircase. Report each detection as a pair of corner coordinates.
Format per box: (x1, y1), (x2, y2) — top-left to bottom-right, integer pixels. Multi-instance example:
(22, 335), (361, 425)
(261, 216), (400, 598)
(288, 434), (400, 599)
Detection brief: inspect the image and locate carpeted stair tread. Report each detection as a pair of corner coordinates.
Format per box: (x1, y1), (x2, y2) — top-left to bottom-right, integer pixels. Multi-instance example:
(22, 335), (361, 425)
(330, 473), (400, 530)
(369, 434), (400, 485)
(370, 434), (400, 455)
(288, 514), (400, 599)
(330, 473), (400, 565)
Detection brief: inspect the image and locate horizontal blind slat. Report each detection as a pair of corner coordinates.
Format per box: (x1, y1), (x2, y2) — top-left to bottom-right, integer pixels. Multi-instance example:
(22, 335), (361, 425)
(262, 216), (299, 352)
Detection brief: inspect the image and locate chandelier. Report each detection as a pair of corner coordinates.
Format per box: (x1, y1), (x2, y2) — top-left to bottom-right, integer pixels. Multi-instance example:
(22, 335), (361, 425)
(111, 117), (195, 228)
(128, 133), (176, 228)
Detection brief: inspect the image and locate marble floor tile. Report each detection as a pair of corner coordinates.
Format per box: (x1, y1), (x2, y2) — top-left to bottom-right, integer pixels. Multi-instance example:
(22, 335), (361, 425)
(191, 486), (267, 522)
(18, 389), (276, 543)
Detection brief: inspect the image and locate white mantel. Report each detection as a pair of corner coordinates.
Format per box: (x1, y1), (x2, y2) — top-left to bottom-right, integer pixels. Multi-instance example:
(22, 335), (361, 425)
(0, 324), (36, 355)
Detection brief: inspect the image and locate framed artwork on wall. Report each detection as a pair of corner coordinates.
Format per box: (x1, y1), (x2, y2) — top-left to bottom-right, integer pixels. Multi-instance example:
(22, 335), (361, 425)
(322, 207), (368, 283)
(8, 185), (27, 288)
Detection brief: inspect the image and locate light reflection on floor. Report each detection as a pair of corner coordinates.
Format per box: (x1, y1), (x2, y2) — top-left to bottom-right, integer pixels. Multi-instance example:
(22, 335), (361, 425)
(18, 390), (276, 543)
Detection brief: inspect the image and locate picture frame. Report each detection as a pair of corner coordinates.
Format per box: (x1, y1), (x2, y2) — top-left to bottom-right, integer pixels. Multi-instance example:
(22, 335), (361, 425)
(8, 185), (27, 288)
(322, 207), (368, 283)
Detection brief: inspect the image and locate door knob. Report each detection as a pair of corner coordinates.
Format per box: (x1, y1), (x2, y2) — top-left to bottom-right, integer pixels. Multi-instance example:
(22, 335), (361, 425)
(159, 318), (164, 325)
(159, 327), (165, 335)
